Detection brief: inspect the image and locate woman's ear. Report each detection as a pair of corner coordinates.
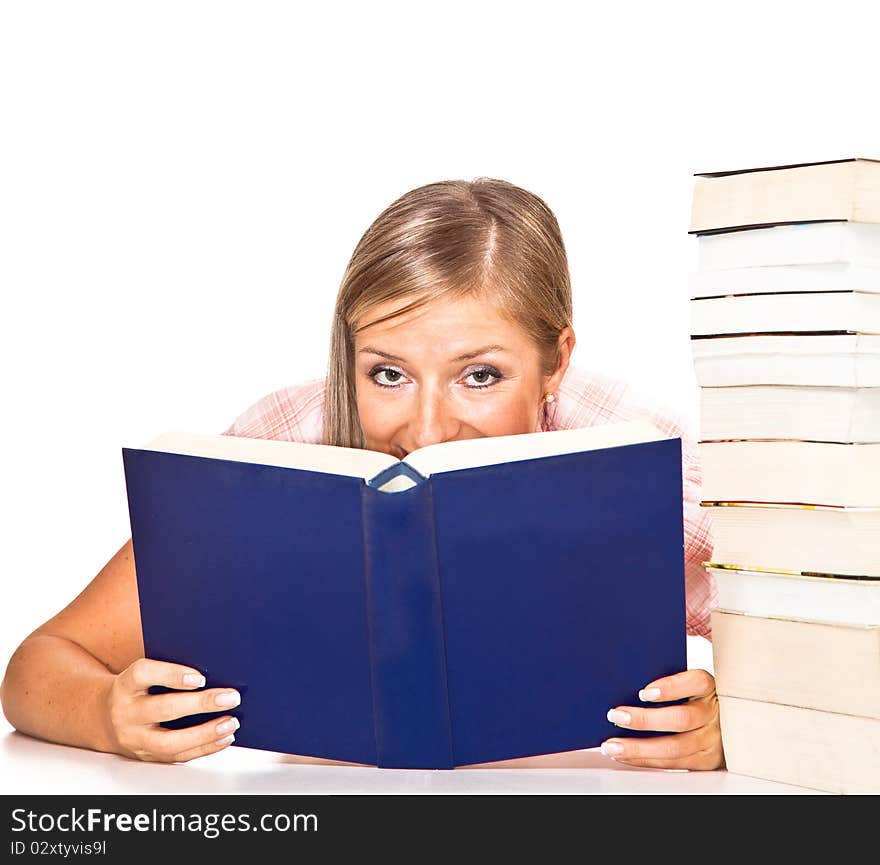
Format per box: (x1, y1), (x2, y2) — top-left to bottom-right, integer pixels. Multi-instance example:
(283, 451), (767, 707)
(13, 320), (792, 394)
(543, 326), (576, 395)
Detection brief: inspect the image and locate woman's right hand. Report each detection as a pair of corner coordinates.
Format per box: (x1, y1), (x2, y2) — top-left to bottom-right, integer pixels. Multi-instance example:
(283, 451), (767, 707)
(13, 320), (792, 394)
(105, 658), (241, 763)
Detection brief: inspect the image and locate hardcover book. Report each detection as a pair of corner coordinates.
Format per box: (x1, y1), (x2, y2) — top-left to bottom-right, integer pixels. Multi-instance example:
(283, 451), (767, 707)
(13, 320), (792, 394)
(718, 696), (880, 795)
(691, 334), (880, 388)
(699, 440), (880, 507)
(699, 384), (880, 443)
(690, 157), (880, 234)
(709, 565), (880, 627)
(703, 501), (880, 577)
(712, 610), (880, 717)
(688, 263), (880, 300)
(696, 222), (880, 271)
(122, 422), (687, 769)
(690, 290), (880, 337)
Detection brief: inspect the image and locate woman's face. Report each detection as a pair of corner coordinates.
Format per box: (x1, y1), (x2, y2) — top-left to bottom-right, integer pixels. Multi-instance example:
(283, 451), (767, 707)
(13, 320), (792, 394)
(354, 293), (574, 458)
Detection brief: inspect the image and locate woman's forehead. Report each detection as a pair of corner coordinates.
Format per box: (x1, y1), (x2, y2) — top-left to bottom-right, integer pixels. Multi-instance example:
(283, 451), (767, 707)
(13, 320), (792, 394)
(354, 293), (524, 343)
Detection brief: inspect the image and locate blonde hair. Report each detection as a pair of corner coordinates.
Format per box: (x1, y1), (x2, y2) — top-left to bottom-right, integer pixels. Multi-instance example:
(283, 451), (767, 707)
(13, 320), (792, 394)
(322, 178), (573, 448)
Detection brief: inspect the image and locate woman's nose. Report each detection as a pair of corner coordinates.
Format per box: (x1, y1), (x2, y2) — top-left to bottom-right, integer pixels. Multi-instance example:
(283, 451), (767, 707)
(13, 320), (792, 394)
(410, 388), (460, 450)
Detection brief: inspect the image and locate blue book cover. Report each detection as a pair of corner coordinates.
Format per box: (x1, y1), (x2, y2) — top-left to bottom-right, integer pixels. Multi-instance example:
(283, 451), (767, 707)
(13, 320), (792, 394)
(122, 424), (686, 769)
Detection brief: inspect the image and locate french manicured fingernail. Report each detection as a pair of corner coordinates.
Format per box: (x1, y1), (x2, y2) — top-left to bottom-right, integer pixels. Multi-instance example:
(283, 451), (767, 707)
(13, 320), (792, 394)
(215, 718), (240, 736)
(606, 709), (631, 726)
(639, 687), (662, 702)
(215, 690), (241, 708)
(215, 734), (235, 746)
(183, 673), (206, 688)
(601, 741), (624, 757)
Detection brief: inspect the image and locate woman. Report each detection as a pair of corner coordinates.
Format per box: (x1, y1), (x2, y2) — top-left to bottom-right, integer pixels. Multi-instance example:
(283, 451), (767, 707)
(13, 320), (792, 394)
(0, 178), (722, 769)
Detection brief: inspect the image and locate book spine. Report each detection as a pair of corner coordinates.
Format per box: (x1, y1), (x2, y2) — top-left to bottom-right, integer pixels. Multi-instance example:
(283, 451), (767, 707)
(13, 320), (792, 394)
(361, 480), (454, 769)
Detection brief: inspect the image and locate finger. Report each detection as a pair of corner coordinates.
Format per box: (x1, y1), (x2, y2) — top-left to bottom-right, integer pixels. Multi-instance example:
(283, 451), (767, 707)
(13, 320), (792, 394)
(138, 716), (240, 763)
(600, 730), (722, 771)
(122, 658), (207, 694)
(602, 749), (723, 771)
(637, 668), (715, 703)
(172, 733), (237, 764)
(134, 687), (241, 724)
(606, 698), (716, 733)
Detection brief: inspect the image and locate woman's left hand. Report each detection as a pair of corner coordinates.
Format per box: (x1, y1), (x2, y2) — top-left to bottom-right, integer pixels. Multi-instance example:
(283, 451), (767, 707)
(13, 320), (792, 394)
(600, 668), (724, 770)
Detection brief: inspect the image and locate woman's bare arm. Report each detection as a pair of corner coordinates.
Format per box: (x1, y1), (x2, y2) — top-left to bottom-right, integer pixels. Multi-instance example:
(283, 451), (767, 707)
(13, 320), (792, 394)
(1, 540), (242, 761)
(0, 539), (144, 752)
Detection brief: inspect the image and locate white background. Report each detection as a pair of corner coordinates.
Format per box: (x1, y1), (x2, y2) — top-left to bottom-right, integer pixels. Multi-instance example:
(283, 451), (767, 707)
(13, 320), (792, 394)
(1, 1), (877, 691)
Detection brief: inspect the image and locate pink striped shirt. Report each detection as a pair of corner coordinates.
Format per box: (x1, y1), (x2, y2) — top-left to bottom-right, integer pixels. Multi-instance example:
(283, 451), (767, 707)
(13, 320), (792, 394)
(223, 365), (716, 638)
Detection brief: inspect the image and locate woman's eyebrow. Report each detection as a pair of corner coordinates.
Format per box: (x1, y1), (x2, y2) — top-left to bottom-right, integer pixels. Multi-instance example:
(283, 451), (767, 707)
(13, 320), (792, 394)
(451, 344), (507, 361)
(358, 345), (508, 363)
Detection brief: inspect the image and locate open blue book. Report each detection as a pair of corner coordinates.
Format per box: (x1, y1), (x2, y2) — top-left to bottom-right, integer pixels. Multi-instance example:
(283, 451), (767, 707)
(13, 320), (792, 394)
(122, 422), (686, 769)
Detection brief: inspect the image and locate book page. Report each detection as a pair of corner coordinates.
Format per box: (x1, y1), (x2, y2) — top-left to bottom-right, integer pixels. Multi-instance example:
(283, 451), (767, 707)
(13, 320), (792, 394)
(404, 420), (668, 478)
(140, 421), (668, 486)
(140, 431), (399, 481)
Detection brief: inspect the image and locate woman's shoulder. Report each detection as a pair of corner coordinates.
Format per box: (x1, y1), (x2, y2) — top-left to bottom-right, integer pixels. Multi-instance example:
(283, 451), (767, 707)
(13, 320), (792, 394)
(222, 378), (325, 444)
(556, 365), (694, 441)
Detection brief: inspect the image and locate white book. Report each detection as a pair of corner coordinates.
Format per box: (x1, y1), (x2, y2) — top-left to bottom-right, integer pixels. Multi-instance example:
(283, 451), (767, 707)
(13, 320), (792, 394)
(700, 385), (880, 443)
(691, 158), (880, 234)
(713, 611), (880, 717)
(691, 334), (880, 387)
(689, 263), (880, 299)
(690, 291), (880, 336)
(719, 696), (880, 795)
(697, 222), (880, 271)
(709, 566), (880, 627)
(699, 440), (880, 507)
(705, 502), (880, 577)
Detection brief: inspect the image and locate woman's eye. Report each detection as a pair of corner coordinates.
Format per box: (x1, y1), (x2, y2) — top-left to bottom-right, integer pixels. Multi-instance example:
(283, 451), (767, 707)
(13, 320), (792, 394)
(370, 365), (501, 388)
(372, 367), (407, 387)
(463, 367), (502, 388)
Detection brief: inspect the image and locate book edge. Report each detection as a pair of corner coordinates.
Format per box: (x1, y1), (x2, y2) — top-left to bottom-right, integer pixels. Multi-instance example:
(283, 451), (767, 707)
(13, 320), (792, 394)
(693, 157), (878, 178)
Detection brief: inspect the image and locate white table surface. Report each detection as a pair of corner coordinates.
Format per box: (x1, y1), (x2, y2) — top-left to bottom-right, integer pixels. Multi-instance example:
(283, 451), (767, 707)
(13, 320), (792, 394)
(1, 725), (816, 796)
(0, 640), (817, 795)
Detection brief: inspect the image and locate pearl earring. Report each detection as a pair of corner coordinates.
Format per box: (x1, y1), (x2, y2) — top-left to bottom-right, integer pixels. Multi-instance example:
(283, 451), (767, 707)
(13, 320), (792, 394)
(543, 393), (556, 404)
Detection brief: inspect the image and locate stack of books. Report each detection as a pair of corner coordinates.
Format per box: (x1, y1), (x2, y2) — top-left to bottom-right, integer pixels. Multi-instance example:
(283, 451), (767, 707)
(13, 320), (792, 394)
(689, 158), (880, 794)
